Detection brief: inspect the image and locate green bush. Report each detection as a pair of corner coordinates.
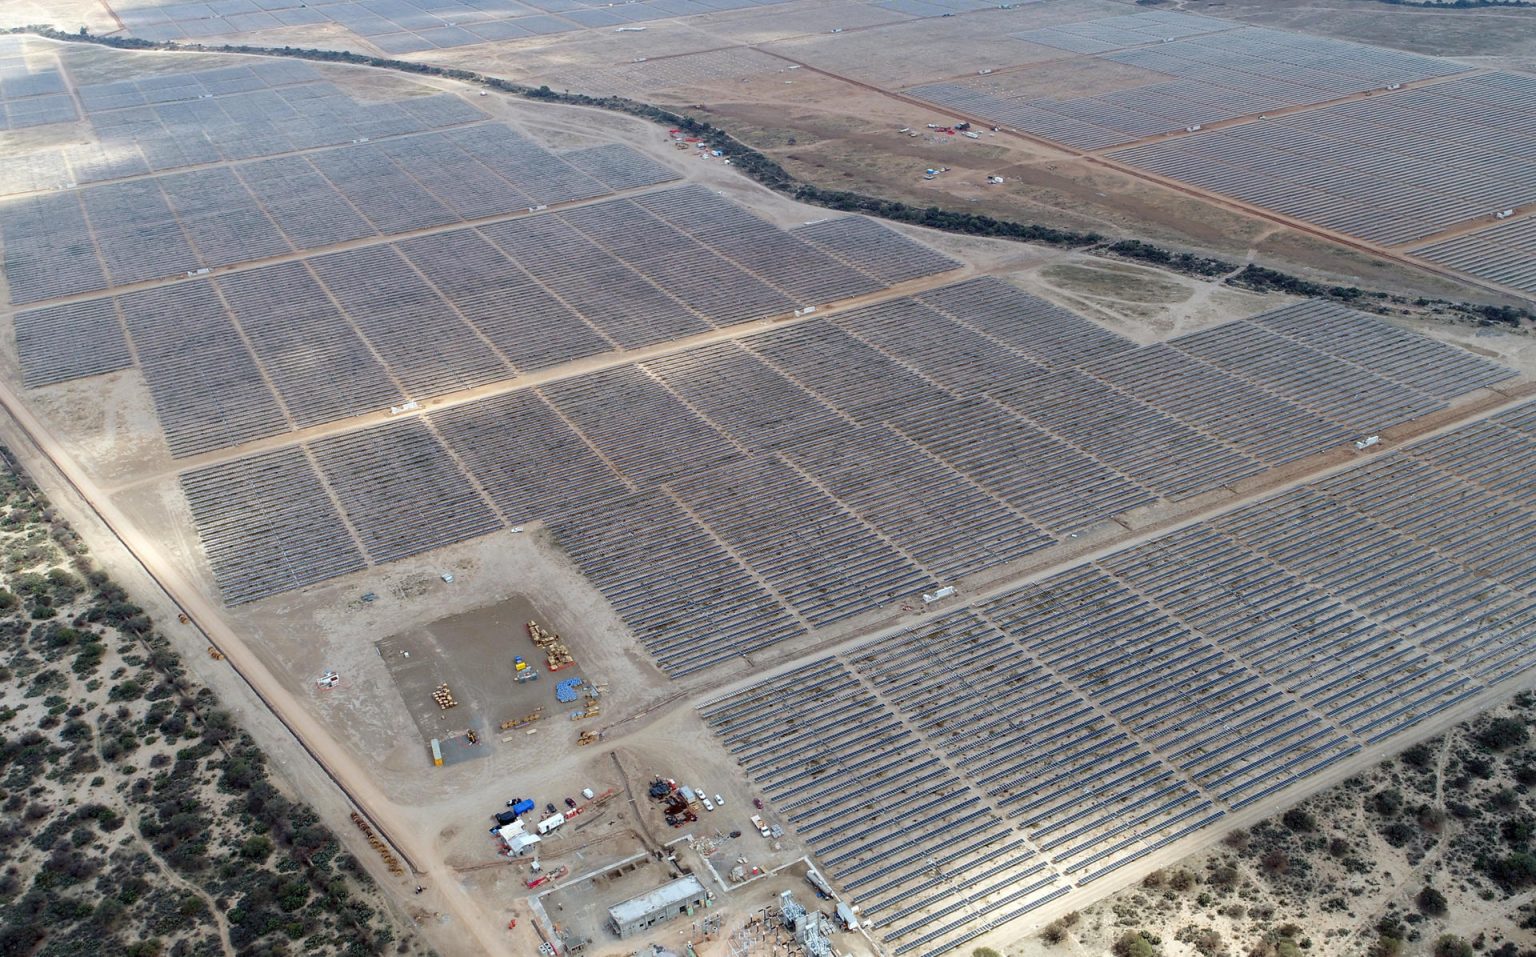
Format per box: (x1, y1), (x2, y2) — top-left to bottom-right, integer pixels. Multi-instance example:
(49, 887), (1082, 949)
(1477, 717), (1530, 751)
(1417, 885), (1448, 916)
(1434, 935), (1474, 957)
(1114, 932), (1160, 957)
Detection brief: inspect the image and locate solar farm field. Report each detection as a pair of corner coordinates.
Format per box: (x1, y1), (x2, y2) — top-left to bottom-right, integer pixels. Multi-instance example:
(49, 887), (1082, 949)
(103, 0), (1007, 55)
(172, 286), (1515, 675)
(3, 30), (1535, 957)
(865, 7), (1536, 285)
(704, 403), (1536, 957)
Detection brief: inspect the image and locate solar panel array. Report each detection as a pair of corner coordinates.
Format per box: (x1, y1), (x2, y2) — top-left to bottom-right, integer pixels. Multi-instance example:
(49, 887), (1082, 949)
(1, 119), (676, 305)
(1110, 72), (1536, 245)
(174, 282), (1512, 683)
(0, 48), (77, 130)
(17, 191), (952, 455)
(1412, 212), (1536, 297)
(910, 20), (1464, 152)
(703, 402), (1536, 957)
(115, 0), (802, 52)
(1010, 10), (1230, 56)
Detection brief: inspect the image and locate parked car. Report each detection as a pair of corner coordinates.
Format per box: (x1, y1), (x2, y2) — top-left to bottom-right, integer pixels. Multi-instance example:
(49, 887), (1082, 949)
(564, 797), (577, 809)
(715, 794), (725, 806)
(492, 810), (519, 826)
(702, 797), (715, 812)
(753, 798), (764, 810)
(546, 803), (557, 815)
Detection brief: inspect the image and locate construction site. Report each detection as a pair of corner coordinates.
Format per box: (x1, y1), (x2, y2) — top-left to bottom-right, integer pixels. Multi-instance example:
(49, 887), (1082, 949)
(2, 2), (1536, 956)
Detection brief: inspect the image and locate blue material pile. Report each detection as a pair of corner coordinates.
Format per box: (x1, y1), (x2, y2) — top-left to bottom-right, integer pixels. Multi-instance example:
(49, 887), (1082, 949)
(555, 677), (584, 702)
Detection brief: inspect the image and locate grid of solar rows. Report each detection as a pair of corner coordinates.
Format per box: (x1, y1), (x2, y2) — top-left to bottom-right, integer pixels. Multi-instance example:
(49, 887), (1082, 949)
(1210, 419), (1536, 686)
(0, 120), (672, 305)
(116, 0), (802, 52)
(430, 391), (630, 523)
(700, 658), (1068, 957)
(1099, 525), (1474, 744)
(307, 420), (501, 564)
(632, 186), (885, 305)
(119, 282), (291, 456)
(1077, 344), (1351, 467)
(889, 397), (1158, 534)
(992, 369), (1265, 500)
(1169, 320), (1451, 433)
(214, 263), (403, 428)
(1010, 10), (1231, 56)
(178, 447), (366, 604)
(641, 343), (849, 453)
(554, 200), (793, 332)
(782, 427), (1053, 581)
(791, 217), (963, 285)
(166, 282), (1515, 638)
(873, 0), (999, 16)
(670, 454), (935, 629)
(859, 607), (1222, 886)
(701, 408), (1536, 957)
(12, 299), (133, 388)
(830, 296), (1048, 397)
(546, 492), (807, 674)
(0, 51), (76, 131)
(15, 188), (960, 455)
(1213, 487), (1536, 685)
(0, 50), (685, 296)
(1110, 72), (1536, 245)
(73, 64), (485, 179)
(441, 297), (1507, 669)
(1248, 299), (1516, 399)
(975, 582), (1222, 870)
(909, 22), (1463, 152)
(1412, 213), (1536, 297)
(1314, 454), (1536, 595)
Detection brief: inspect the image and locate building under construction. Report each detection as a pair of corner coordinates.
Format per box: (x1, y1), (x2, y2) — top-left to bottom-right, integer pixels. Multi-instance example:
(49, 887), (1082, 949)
(608, 875), (709, 939)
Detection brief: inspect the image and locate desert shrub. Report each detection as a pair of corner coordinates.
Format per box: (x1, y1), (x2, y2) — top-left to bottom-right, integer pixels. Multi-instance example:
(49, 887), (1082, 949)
(1435, 936), (1474, 957)
(1371, 789), (1404, 816)
(1477, 718), (1530, 752)
(1114, 931), (1160, 957)
(1401, 742), (1436, 770)
(1484, 851), (1536, 890)
(1383, 821), (1416, 848)
(1282, 808), (1315, 832)
(1417, 885), (1448, 916)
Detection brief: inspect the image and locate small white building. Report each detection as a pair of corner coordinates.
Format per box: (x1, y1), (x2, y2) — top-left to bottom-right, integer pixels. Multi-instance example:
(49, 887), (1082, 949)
(505, 832), (541, 856)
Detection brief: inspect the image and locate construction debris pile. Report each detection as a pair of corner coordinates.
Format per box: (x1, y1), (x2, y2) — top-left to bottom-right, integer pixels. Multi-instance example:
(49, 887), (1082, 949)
(527, 620), (575, 671)
(432, 683), (457, 710)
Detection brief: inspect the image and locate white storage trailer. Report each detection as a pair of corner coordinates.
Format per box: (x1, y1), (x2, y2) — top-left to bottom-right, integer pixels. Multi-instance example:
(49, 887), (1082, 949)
(537, 813), (566, 835)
